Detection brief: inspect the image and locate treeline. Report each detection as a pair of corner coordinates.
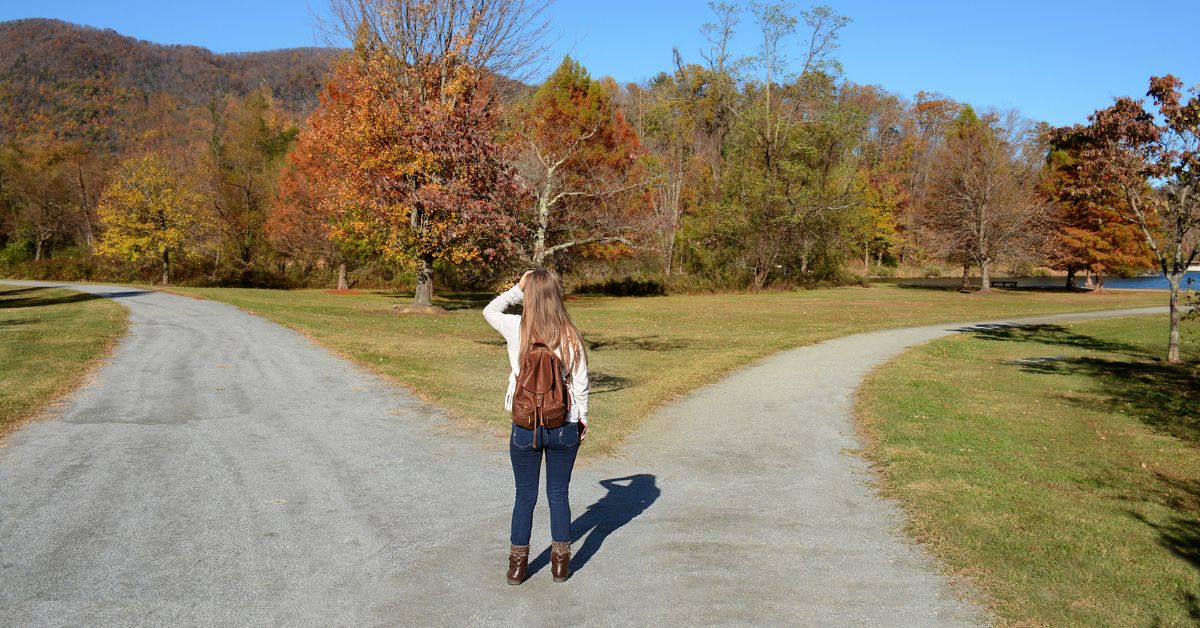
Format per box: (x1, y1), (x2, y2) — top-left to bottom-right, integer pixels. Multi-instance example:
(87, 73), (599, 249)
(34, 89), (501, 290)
(0, 3), (1183, 300)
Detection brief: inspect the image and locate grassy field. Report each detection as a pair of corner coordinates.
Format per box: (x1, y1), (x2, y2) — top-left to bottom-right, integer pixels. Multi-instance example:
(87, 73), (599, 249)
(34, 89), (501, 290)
(856, 314), (1200, 626)
(147, 282), (1167, 455)
(0, 284), (128, 432)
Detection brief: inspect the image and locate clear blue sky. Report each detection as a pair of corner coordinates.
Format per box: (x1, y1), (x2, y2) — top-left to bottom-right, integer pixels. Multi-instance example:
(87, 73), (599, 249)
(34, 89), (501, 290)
(3, 0), (1197, 126)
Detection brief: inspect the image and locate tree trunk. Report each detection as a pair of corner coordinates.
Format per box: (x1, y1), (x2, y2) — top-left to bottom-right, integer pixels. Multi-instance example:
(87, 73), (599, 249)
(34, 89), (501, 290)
(533, 182), (552, 265)
(34, 237), (44, 261)
(960, 263), (971, 291)
(76, 164), (96, 255)
(413, 254), (434, 306)
(1168, 275), (1181, 363)
(1065, 267), (1076, 290)
(337, 261), (349, 291)
(752, 267), (768, 291)
(663, 240), (674, 277)
(661, 172), (682, 277)
(161, 249), (170, 285)
(1093, 273), (1105, 294)
(979, 259), (991, 291)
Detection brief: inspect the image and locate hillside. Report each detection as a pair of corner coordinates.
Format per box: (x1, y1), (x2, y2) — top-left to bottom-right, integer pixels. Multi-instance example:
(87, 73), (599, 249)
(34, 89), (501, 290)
(0, 18), (338, 150)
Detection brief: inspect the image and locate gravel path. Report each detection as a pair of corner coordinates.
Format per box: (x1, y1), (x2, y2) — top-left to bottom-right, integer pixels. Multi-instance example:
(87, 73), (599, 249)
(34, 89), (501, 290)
(0, 280), (1166, 626)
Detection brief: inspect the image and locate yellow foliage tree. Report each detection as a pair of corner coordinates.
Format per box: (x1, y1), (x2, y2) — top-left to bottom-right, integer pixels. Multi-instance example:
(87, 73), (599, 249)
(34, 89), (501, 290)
(852, 167), (905, 273)
(97, 152), (203, 284)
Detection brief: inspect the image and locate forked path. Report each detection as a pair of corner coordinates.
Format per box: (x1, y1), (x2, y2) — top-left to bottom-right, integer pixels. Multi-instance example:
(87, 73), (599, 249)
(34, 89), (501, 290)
(0, 280), (1165, 626)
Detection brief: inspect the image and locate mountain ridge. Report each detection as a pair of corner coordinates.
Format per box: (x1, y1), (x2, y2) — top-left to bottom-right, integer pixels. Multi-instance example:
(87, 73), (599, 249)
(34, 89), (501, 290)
(0, 18), (338, 151)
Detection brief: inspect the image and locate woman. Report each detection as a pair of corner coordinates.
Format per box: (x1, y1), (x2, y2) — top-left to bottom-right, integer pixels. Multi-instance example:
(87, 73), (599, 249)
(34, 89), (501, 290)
(483, 268), (589, 585)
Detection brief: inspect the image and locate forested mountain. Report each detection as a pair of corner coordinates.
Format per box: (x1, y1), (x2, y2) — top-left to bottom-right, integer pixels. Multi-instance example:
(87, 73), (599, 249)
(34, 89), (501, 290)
(0, 18), (337, 151)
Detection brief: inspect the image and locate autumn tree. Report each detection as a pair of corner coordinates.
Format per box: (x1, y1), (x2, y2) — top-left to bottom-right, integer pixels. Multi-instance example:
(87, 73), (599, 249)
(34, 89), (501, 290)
(0, 144), (74, 261)
(506, 56), (649, 267)
(268, 90), (376, 291)
(687, 0), (743, 188)
(1052, 75), (1200, 362)
(842, 83), (908, 273)
(895, 92), (960, 264)
(318, 0), (547, 305)
(1038, 143), (1151, 290)
(297, 32), (524, 305)
(632, 71), (706, 277)
(205, 89), (298, 280)
(851, 168), (906, 272)
(629, 1), (745, 277)
(926, 106), (1048, 290)
(96, 152), (203, 284)
(0, 140), (106, 262)
(268, 133), (348, 289)
(326, 0), (551, 84)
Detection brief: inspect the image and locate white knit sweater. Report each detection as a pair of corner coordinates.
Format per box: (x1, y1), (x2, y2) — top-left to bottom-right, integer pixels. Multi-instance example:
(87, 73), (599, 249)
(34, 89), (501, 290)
(483, 284), (589, 426)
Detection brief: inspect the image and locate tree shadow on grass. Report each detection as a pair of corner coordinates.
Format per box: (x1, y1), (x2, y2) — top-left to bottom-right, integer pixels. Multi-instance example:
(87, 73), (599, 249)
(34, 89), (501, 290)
(958, 324), (1198, 445)
(527, 474), (660, 578)
(1182, 590), (1200, 623)
(1129, 474), (1200, 590)
(589, 370), (632, 395)
(1128, 475), (1200, 623)
(956, 323), (1143, 355)
(374, 290), (491, 311)
(895, 283), (969, 291)
(0, 287), (45, 297)
(0, 287), (151, 309)
(1024, 359), (1195, 446)
(587, 335), (693, 352)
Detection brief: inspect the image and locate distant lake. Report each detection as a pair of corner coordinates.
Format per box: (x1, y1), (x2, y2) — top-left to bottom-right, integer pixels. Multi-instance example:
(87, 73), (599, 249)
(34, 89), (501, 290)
(1102, 272), (1200, 290)
(875, 271), (1200, 291)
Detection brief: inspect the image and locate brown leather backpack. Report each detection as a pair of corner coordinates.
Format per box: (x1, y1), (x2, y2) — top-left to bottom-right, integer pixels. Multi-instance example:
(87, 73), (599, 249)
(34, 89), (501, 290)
(512, 341), (571, 446)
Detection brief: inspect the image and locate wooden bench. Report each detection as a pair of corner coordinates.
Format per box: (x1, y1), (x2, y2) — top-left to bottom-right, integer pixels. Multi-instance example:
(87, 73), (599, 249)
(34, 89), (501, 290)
(992, 280), (1018, 288)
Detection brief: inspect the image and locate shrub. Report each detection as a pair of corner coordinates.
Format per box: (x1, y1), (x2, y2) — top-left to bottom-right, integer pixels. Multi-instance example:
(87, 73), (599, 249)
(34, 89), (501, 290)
(0, 240), (33, 269)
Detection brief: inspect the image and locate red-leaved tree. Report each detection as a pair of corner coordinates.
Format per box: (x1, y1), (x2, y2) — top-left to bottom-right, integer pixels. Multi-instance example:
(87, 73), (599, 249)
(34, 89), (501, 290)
(1052, 75), (1199, 362)
(290, 30), (525, 305)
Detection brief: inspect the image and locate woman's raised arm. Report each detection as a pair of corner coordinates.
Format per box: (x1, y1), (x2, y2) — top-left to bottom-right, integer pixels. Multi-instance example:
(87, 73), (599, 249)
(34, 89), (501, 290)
(483, 284), (524, 342)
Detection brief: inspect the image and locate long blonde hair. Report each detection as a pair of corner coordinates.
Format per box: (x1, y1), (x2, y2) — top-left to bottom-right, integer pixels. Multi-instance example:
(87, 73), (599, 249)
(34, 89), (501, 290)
(519, 268), (586, 374)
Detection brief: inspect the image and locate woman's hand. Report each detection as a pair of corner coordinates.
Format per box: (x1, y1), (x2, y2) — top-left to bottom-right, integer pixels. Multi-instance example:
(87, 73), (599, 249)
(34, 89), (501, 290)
(518, 269), (535, 291)
(578, 420), (587, 442)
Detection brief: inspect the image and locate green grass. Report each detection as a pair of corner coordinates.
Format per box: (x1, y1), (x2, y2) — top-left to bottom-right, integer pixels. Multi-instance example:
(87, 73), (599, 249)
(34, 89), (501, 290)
(856, 314), (1200, 626)
(145, 282), (1166, 455)
(0, 284), (128, 432)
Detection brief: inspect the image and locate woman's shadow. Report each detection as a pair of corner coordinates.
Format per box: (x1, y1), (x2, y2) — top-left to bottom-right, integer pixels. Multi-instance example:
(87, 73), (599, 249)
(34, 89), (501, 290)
(528, 474), (659, 576)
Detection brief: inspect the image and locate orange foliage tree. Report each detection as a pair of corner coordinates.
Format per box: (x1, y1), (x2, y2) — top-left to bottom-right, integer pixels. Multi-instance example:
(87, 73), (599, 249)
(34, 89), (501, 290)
(1038, 144), (1152, 290)
(1051, 75), (1200, 362)
(285, 36), (524, 304)
(506, 56), (651, 267)
(267, 129), (357, 289)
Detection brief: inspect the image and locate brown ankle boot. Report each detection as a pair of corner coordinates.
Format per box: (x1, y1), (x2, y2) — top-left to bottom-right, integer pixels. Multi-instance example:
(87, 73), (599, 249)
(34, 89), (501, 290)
(550, 541), (572, 582)
(507, 544), (529, 585)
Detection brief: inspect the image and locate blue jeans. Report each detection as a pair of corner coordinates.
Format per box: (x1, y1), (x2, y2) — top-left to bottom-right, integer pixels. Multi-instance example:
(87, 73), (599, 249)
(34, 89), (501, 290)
(509, 421), (581, 545)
